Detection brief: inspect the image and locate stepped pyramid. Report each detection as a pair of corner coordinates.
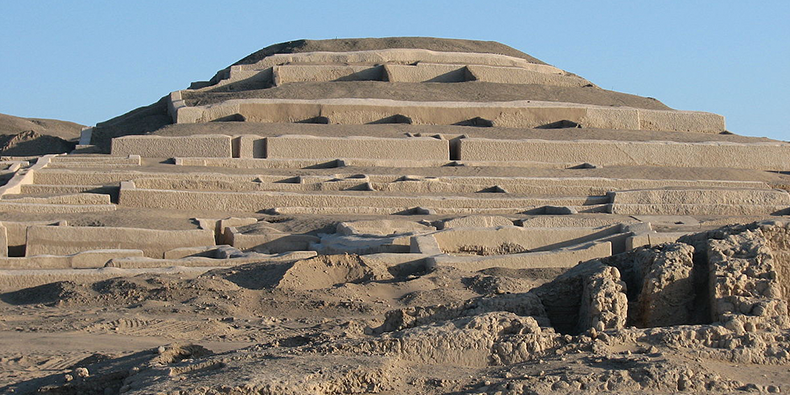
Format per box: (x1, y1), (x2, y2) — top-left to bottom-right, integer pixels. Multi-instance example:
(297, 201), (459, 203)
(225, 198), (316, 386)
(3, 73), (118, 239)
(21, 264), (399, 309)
(2, 38), (790, 394)
(0, 37), (788, 275)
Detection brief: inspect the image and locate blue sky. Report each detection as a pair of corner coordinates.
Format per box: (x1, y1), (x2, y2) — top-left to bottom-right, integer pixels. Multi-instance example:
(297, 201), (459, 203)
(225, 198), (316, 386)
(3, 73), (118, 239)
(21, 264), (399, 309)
(1, 1), (787, 140)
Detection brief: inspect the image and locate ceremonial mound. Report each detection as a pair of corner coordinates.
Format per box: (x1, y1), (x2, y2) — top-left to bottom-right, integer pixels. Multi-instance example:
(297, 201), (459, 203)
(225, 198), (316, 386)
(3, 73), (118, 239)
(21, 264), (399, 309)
(1, 38), (789, 394)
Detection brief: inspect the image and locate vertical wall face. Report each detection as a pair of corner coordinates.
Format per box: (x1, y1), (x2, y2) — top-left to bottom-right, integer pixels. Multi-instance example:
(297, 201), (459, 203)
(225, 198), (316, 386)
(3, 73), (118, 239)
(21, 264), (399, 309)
(634, 243), (696, 327)
(535, 260), (627, 334)
(761, 224), (790, 309)
(706, 225), (790, 332)
(0, 224), (7, 257)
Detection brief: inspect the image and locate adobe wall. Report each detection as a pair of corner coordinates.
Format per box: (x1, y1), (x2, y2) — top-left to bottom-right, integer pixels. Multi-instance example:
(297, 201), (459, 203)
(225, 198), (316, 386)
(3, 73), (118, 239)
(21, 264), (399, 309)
(429, 241), (612, 271)
(458, 139), (790, 171)
(383, 64), (468, 82)
(26, 226), (215, 258)
(118, 182), (600, 212)
(226, 227), (319, 253)
(0, 220), (65, 257)
(172, 98), (724, 133)
(610, 203), (788, 216)
(266, 135), (449, 160)
(432, 225), (623, 253)
(111, 134), (233, 158)
(273, 65), (383, 85)
(466, 65), (589, 87)
(0, 267), (211, 293)
(0, 249), (144, 269)
(610, 188), (790, 206)
(231, 49), (563, 74)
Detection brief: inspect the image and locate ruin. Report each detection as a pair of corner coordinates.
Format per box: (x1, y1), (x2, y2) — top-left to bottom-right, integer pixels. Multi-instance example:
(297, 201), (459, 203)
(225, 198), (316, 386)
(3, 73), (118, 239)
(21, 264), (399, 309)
(1, 37), (789, 394)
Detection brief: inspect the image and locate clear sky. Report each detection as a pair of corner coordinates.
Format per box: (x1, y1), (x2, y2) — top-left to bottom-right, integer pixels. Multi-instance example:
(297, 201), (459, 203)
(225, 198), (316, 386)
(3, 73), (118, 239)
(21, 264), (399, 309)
(1, 1), (787, 141)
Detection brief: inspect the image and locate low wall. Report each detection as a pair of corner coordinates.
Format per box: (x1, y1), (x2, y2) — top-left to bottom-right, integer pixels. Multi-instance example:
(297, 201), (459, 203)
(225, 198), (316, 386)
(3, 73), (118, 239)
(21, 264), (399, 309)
(111, 134), (233, 158)
(226, 227), (320, 253)
(466, 65), (588, 87)
(610, 188), (790, 206)
(428, 241), (612, 271)
(0, 266), (210, 292)
(0, 249), (144, 269)
(0, 220), (65, 256)
(458, 139), (790, 171)
(432, 225), (622, 253)
(383, 64), (468, 82)
(26, 226), (215, 258)
(233, 48), (562, 74)
(118, 182), (600, 212)
(106, 251), (317, 269)
(266, 135), (449, 160)
(610, 203), (789, 216)
(273, 65), (383, 85)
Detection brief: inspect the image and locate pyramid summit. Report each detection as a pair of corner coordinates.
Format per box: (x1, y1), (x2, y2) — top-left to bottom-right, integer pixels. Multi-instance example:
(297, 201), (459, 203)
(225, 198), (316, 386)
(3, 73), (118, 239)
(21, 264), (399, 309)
(1, 37), (790, 393)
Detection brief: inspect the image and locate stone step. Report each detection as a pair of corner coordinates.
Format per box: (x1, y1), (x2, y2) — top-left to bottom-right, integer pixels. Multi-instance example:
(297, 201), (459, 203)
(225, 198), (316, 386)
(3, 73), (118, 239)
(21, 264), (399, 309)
(49, 155), (140, 164)
(0, 202), (116, 214)
(458, 138), (790, 171)
(609, 188), (790, 206)
(171, 98), (724, 134)
(610, 204), (789, 216)
(427, 241), (612, 271)
(19, 184), (117, 195)
(1, 193), (111, 205)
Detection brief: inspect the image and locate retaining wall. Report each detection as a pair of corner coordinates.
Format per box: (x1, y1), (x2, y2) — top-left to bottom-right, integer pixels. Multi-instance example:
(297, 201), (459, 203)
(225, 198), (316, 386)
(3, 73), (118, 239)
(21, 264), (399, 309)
(266, 135), (449, 160)
(118, 182), (600, 212)
(273, 64), (382, 85)
(171, 98), (724, 133)
(26, 226), (215, 258)
(111, 134), (233, 158)
(458, 138), (790, 171)
(428, 241), (612, 271)
(466, 64), (588, 87)
(432, 225), (623, 253)
(0, 249), (144, 269)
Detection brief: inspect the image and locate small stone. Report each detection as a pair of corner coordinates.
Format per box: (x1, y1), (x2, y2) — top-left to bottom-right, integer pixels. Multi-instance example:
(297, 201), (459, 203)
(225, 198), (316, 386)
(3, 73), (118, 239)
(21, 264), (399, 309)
(64, 374), (73, 382)
(157, 345), (166, 354)
(74, 367), (89, 378)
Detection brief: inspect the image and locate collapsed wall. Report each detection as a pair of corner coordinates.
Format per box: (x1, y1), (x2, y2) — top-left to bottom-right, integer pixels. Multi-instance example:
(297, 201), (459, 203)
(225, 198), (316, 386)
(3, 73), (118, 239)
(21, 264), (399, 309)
(536, 220), (790, 335)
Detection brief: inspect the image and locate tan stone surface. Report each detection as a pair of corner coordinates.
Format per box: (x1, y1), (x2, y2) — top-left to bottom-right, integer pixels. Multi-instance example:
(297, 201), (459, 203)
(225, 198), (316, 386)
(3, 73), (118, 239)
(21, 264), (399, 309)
(26, 226), (215, 258)
(458, 138), (789, 170)
(266, 135), (449, 160)
(430, 241), (612, 271)
(174, 98), (724, 133)
(111, 134), (233, 158)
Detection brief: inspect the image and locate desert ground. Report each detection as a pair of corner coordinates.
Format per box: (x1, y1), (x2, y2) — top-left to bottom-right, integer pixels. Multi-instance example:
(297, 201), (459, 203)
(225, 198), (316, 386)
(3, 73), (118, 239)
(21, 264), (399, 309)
(1, 38), (789, 394)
